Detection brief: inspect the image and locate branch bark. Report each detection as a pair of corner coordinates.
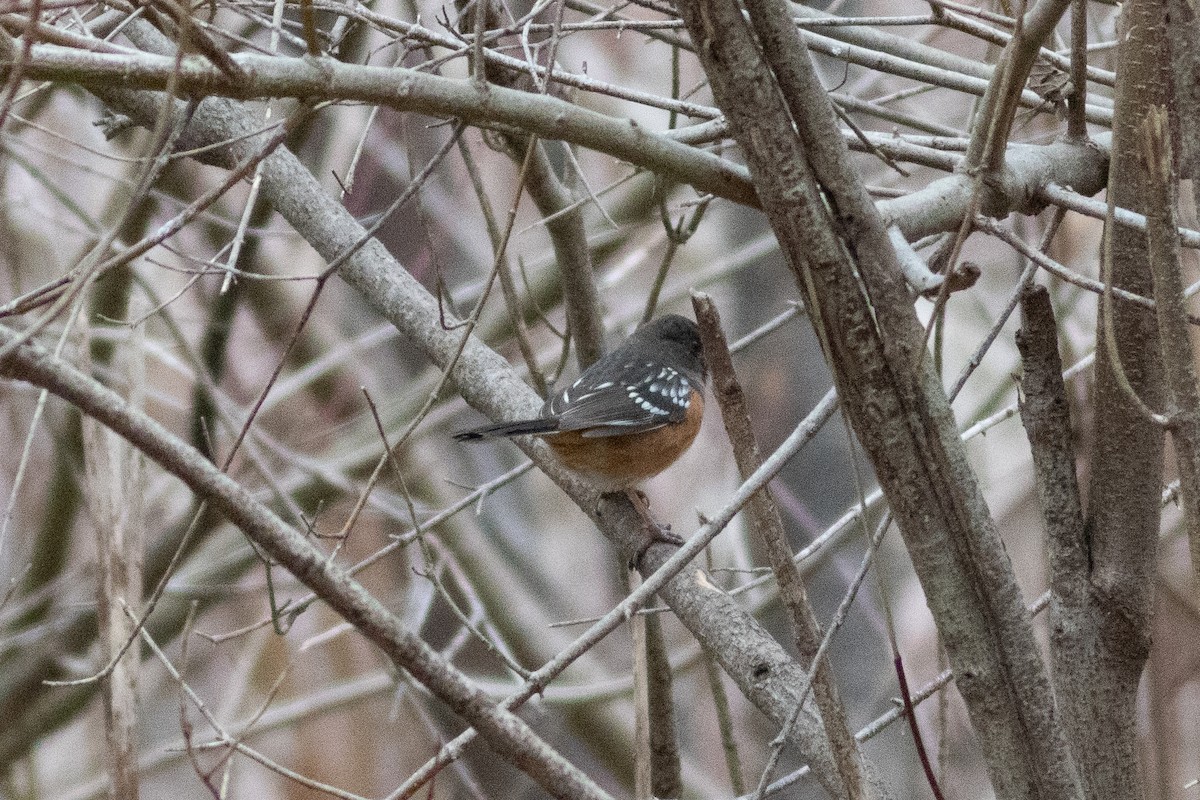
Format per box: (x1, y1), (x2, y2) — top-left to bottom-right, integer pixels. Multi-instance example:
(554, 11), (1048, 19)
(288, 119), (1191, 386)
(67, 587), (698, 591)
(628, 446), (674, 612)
(670, 0), (1083, 796)
(1139, 107), (1200, 589)
(1065, 2), (1169, 796)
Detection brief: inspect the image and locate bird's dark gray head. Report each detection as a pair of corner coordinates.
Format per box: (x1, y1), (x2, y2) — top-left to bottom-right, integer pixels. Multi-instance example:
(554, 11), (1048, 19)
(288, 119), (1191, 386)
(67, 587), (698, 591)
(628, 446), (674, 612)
(631, 314), (707, 386)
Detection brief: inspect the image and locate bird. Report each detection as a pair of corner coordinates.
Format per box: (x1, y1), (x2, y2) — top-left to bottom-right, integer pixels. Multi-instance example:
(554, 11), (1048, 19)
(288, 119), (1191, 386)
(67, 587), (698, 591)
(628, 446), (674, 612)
(454, 314), (708, 554)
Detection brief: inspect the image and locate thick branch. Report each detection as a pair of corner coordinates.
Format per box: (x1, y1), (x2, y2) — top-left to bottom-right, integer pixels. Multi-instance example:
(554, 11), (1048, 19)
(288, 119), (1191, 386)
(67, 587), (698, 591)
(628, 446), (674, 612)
(1070, 2), (1169, 796)
(1016, 285), (1088, 608)
(0, 43), (758, 207)
(0, 43), (1115, 235)
(1140, 107), (1200, 587)
(672, 0), (1083, 796)
(884, 137), (1109, 241)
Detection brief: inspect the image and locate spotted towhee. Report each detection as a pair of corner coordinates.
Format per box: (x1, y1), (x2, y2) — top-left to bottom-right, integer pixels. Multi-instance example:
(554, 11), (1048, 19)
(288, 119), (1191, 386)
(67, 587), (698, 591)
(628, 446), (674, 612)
(455, 314), (707, 546)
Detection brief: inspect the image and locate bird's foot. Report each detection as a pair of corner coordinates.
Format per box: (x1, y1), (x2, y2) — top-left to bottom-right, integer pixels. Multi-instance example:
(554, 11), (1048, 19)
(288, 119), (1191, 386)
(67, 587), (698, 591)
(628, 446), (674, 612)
(623, 488), (684, 568)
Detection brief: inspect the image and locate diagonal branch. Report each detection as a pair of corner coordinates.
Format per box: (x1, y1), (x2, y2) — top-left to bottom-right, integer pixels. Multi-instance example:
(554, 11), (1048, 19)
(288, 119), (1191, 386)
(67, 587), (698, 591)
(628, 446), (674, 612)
(0, 324), (615, 800)
(2, 43), (758, 207)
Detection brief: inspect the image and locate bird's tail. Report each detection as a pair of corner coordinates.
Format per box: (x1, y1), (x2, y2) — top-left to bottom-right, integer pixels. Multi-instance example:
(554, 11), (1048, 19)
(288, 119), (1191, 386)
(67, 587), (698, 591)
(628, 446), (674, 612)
(452, 417), (558, 441)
